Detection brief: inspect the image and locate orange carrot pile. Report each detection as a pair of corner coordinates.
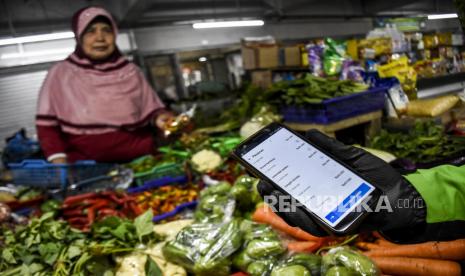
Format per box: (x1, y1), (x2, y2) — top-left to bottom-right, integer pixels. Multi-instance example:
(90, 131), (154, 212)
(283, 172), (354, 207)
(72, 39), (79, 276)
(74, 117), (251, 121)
(252, 204), (324, 242)
(287, 240), (323, 253)
(355, 241), (383, 251)
(356, 235), (465, 276)
(370, 256), (461, 276)
(365, 239), (465, 260)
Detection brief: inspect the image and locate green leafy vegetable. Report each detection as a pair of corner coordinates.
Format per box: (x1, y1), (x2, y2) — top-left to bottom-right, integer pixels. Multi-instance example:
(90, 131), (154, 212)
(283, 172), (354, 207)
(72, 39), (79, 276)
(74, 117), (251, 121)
(371, 121), (465, 163)
(0, 210), (161, 276)
(134, 210), (155, 243)
(145, 257), (163, 276)
(266, 73), (369, 106)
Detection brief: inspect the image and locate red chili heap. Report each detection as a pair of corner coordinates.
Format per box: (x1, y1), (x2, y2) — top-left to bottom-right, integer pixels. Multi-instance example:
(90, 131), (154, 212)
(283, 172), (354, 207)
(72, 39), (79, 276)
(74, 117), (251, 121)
(60, 191), (142, 231)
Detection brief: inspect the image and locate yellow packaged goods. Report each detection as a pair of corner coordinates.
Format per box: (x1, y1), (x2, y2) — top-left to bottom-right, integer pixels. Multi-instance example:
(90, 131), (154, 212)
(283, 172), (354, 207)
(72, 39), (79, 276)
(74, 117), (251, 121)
(423, 34), (439, 49)
(358, 38), (392, 57)
(438, 33), (452, 46)
(406, 95), (460, 117)
(377, 56), (417, 98)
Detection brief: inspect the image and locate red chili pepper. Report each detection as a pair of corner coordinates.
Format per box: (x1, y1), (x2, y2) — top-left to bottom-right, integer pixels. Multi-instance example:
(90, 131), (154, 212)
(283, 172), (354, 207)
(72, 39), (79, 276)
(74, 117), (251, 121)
(62, 198), (99, 209)
(128, 201), (143, 216)
(98, 208), (119, 216)
(68, 217), (88, 225)
(100, 191), (125, 204)
(62, 209), (86, 217)
(63, 192), (98, 206)
(86, 200), (112, 224)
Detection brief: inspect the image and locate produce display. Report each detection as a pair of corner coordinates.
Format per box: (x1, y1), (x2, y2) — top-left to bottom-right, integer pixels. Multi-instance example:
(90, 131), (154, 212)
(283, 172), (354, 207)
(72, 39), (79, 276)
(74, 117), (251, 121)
(134, 183), (198, 218)
(267, 73), (369, 106)
(0, 210), (160, 276)
(371, 121), (465, 163)
(60, 191), (142, 231)
(2, 72), (465, 276)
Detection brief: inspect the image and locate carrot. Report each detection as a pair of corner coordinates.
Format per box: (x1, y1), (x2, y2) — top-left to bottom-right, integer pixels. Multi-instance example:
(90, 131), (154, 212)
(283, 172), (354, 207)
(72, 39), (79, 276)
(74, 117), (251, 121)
(230, 272), (248, 276)
(287, 241), (322, 253)
(369, 256), (461, 276)
(252, 204), (323, 242)
(355, 242), (383, 251)
(365, 239), (465, 260)
(375, 239), (398, 247)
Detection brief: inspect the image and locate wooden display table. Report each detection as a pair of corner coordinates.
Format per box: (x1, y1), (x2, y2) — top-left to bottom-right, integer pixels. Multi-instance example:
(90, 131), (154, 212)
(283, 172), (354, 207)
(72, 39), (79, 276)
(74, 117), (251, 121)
(285, 111), (382, 139)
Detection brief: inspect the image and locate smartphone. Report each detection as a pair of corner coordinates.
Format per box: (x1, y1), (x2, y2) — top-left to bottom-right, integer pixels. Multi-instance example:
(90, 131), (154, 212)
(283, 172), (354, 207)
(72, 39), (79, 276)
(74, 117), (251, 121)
(231, 123), (381, 235)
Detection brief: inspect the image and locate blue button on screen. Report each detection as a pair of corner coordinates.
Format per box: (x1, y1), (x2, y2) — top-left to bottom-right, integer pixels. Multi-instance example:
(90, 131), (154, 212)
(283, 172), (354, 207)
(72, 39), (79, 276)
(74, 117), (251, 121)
(324, 183), (371, 224)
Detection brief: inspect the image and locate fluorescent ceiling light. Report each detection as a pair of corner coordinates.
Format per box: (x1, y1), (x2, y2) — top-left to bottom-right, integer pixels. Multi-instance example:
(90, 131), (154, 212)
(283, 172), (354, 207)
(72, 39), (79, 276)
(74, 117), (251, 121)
(427, 13), (458, 20)
(1, 48), (74, 59)
(193, 20), (264, 29)
(0, 31), (74, 46)
(198, 56), (207, 62)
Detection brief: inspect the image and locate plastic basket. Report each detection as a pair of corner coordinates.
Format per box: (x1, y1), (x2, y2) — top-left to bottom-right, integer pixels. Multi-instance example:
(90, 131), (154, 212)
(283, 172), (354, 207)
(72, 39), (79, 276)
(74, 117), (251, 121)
(130, 156), (185, 186)
(126, 176), (197, 222)
(281, 87), (387, 124)
(8, 159), (114, 189)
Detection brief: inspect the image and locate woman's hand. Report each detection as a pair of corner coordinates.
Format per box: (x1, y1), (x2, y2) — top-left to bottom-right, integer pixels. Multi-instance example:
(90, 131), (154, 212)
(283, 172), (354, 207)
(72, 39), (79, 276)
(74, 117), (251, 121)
(50, 157), (67, 164)
(155, 112), (175, 130)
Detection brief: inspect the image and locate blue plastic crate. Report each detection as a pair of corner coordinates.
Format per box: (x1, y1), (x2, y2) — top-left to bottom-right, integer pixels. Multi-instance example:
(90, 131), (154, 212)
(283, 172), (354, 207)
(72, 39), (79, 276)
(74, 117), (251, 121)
(8, 159), (114, 189)
(281, 87), (387, 124)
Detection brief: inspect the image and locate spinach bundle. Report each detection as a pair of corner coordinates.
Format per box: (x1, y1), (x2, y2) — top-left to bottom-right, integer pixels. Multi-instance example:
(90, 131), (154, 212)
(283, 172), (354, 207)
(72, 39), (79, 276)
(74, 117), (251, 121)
(371, 121), (465, 163)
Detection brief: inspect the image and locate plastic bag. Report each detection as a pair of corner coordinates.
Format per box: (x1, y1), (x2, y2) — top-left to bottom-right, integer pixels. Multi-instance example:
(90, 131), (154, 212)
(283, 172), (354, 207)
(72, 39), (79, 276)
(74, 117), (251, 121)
(406, 95), (460, 117)
(340, 60), (365, 82)
(2, 129), (42, 168)
(232, 220), (285, 276)
(231, 175), (261, 211)
(307, 43), (325, 77)
(323, 38), (346, 76)
(321, 247), (380, 276)
(162, 218), (243, 276)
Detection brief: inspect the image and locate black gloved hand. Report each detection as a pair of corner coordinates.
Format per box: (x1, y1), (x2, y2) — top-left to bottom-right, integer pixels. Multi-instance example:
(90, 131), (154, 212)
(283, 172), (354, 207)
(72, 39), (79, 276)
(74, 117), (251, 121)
(257, 129), (426, 240)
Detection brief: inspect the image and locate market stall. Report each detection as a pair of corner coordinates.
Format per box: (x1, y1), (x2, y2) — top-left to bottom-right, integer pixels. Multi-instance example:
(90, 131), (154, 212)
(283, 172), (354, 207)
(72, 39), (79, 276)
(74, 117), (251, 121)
(1, 2), (465, 276)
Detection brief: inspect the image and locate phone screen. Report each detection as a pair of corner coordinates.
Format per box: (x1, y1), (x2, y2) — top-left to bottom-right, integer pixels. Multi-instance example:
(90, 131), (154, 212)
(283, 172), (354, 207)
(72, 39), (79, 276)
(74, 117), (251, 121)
(241, 126), (375, 227)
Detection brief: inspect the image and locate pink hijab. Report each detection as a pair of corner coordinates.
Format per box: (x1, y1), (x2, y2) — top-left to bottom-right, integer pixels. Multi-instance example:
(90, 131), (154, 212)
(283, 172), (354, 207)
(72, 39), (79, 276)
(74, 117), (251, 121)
(36, 6), (165, 135)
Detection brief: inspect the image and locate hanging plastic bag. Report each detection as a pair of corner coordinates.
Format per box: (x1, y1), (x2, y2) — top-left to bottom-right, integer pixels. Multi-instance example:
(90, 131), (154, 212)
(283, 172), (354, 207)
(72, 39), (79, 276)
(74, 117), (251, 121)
(323, 38), (347, 76)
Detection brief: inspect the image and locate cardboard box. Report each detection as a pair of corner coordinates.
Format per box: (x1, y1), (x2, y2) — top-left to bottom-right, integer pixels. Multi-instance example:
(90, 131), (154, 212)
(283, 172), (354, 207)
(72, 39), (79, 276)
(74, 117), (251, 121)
(241, 46), (257, 70)
(251, 70), (272, 89)
(283, 46), (301, 67)
(257, 46), (279, 68)
(241, 45), (278, 69)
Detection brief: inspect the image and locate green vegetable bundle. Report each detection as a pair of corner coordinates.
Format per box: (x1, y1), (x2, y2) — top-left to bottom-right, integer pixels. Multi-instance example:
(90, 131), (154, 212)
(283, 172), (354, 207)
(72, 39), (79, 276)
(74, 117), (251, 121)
(266, 73), (369, 106)
(371, 121), (465, 163)
(322, 247), (380, 276)
(194, 182), (236, 223)
(162, 218), (243, 276)
(0, 210), (161, 276)
(231, 175), (262, 212)
(232, 220), (285, 276)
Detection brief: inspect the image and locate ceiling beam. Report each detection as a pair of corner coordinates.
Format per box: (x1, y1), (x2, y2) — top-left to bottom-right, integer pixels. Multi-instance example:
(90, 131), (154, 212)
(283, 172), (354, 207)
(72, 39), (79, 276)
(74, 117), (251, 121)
(120, 0), (153, 27)
(132, 11), (265, 27)
(362, 0), (420, 14)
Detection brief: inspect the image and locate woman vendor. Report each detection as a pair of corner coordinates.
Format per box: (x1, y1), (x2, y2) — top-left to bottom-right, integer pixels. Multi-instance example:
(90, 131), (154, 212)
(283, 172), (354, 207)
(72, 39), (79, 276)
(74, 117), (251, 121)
(36, 6), (173, 164)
